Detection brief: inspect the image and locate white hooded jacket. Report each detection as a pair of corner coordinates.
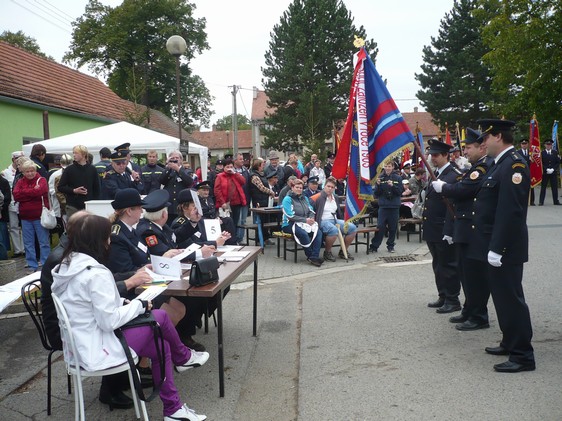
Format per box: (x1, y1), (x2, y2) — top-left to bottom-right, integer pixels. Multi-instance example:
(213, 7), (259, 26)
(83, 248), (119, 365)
(51, 252), (144, 371)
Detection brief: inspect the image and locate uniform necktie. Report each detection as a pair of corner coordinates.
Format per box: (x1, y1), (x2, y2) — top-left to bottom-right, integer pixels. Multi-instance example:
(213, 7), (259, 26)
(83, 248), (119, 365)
(434, 170), (439, 178)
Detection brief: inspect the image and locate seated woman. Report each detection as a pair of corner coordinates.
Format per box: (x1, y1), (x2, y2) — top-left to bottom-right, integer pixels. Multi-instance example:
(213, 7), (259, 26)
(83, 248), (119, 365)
(281, 179), (323, 267)
(51, 213), (209, 421)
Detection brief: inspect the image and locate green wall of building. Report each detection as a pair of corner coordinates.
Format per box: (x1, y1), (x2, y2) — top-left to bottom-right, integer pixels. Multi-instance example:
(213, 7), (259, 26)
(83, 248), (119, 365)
(0, 100), (111, 169)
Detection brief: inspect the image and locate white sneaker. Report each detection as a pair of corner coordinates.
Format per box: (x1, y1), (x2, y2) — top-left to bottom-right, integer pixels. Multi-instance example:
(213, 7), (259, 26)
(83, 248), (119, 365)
(164, 404), (207, 421)
(175, 351), (209, 373)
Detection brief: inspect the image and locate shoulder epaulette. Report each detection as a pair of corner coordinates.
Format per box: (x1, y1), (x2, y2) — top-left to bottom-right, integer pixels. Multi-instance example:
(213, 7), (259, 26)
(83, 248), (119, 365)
(453, 167), (463, 175)
(175, 217), (186, 225)
(475, 165), (487, 174)
(111, 224), (121, 235)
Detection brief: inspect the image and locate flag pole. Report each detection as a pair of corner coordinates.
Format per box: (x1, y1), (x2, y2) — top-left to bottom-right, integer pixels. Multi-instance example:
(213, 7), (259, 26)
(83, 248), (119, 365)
(412, 136), (455, 216)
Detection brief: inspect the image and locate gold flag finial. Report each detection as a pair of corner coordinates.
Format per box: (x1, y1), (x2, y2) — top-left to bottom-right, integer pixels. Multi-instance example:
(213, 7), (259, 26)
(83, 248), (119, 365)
(353, 35), (365, 48)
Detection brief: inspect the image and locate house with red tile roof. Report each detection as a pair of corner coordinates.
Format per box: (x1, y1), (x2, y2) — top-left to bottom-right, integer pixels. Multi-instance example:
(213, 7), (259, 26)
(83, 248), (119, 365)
(0, 41), (198, 168)
(191, 129), (254, 159)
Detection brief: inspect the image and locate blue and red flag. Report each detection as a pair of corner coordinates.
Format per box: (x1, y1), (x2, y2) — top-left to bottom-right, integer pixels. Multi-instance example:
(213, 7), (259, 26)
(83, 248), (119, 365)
(552, 120), (559, 151)
(332, 47), (414, 221)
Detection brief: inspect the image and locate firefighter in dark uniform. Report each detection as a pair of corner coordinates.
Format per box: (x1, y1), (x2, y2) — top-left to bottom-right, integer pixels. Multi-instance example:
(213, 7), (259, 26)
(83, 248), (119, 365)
(158, 151), (193, 224)
(137, 189), (178, 256)
(538, 139), (561, 205)
(114, 142), (142, 178)
(433, 128), (492, 330)
(93, 147), (112, 178)
(517, 139), (535, 205)
(468, 119), (535, 373)
(141, 150), (165, 194)
(107, 189), (150, 274)
(422, 139), (463, 313)
(101, 150), (144, 199)
(196, 181), (237, 242)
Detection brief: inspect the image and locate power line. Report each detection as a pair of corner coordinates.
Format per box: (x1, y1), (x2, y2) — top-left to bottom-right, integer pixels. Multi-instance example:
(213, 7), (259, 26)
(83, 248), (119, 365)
(23, 0), (73, 28)
(10, 0), (71, 34)
(39, 0), (75, 21)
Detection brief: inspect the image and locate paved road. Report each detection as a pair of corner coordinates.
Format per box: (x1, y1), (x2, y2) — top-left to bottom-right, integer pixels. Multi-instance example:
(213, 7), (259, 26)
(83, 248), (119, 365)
(1, 205), (561, 420)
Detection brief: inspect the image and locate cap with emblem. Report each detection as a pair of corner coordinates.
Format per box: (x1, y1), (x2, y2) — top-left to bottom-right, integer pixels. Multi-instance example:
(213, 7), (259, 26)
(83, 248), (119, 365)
(177, 188), (195, 204)
(111, 188), (145, 210)
(215, 159), (225, 167)
(427, 138), (453, 154)
(327, 153), (335, 159)
(142, 189), (171, 212)
(110, 151), (127, 162)
(520, 139), (529, 145)
(308, 176), (319, 184)
(544, 139), (554, 145)
(196, 181), (210, 190)
(114, 143), (131, 154)
(476, 119), (516, 139)
(464, 127), (483, 145)
(224, 153), (233, 160)
(266, 169), (278, 179)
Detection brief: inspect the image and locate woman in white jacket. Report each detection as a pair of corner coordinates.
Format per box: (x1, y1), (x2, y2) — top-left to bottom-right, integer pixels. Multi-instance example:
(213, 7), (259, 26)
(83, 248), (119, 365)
(51, 213), (209, 421)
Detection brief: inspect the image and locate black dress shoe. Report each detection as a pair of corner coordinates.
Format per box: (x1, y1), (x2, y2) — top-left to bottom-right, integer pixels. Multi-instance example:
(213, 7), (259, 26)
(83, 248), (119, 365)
(436, 303), (462, 314)
(449, 314), (468, 323)
(99, 389), (134, 411)
(493, 360), (535, 373)
(427, 299), (445, 308)
(485, 346), (509, 356)
(555, 202), (562, 205)
(455, 320), (490, 331)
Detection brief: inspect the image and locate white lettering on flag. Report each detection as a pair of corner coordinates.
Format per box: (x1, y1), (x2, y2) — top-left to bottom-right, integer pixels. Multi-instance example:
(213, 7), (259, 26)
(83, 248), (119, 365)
(355, 58), (370, 182)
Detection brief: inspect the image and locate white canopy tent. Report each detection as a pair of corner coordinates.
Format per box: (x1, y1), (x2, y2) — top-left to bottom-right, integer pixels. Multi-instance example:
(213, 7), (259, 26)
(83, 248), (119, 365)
(22, 121), (208, 180)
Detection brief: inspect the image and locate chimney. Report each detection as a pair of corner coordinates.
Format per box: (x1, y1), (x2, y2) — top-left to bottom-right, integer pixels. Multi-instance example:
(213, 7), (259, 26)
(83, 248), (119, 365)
(212, 124), (217, 131)
(253, 86), (258, 99)
(414, 106), (418, 113)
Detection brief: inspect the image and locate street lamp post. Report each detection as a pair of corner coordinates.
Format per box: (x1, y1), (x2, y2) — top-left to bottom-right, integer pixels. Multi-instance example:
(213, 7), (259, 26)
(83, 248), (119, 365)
(166, 35), (188, 154)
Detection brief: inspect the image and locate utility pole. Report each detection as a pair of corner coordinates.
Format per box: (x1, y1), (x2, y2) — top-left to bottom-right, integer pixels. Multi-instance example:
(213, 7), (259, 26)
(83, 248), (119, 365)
(230, 85), (239, 156)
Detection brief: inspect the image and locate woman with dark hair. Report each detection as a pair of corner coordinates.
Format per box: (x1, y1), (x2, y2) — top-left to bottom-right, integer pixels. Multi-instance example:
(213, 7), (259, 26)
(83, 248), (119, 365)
(51, 213), (209, 421)
(30, 143), (49, 178)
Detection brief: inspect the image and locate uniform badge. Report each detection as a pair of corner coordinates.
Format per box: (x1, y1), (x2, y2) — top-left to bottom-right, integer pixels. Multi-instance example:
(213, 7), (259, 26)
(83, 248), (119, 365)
(512, 163), (525, 169)
(512, 173), (523, 185)
(145, 235), (158, 247)
(470, 171), (479, 180)
(111, 224), (121, 235)
(176, 217), (186, 225)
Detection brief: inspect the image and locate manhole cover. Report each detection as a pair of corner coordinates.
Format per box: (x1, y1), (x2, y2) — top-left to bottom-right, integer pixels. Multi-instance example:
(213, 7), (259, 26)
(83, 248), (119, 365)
(381, 255), (417, 263)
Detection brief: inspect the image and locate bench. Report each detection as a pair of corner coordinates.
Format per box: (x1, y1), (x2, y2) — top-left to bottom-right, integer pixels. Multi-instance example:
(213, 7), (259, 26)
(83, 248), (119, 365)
(271, 232), (304, 263)
(353, 226), (380, 254)
(398, 218), (423, 243)
(238, 222), (281, 246)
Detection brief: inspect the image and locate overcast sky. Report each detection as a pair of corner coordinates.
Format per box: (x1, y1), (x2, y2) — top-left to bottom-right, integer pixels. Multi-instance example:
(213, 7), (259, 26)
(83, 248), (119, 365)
(1, 0), (455, 129)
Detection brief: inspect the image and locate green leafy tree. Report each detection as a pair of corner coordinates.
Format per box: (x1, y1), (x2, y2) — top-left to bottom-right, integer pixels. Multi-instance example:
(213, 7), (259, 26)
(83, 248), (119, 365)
(64, 0), (213, 128)
(479, 0), (562, 129)
(215, 114), (251, 131)
(262, 0), (376, 153)
(415, 0), (494, 129)
(0, 30), (54, 60)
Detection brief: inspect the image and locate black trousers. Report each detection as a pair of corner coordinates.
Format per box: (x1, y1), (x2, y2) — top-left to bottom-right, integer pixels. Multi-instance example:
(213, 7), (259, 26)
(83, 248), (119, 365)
(539, 172), (559, 204)
(488, 263), (534, 365)
(426, 240), (460, 305)
(457, 243), (489, 324)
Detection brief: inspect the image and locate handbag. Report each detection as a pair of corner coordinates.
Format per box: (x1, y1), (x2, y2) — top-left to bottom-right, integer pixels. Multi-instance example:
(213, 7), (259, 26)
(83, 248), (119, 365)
(411, 190), (425, 219)
(114, 310), (165, 402)
(189, 256), (220, 286)
(37, 179), (57, 229)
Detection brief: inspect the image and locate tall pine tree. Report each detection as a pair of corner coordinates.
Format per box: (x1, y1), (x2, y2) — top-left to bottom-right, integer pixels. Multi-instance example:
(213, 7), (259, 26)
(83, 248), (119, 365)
(262, 0), (375, 153)
(415, 0), (494, 128)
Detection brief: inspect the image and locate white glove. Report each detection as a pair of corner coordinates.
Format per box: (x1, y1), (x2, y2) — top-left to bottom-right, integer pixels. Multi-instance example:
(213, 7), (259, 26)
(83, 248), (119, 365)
(432, 179), (446, 193)
(546, 168), (554, 175)
(488, 251), (503, 267)
(442, 235), (453, 245)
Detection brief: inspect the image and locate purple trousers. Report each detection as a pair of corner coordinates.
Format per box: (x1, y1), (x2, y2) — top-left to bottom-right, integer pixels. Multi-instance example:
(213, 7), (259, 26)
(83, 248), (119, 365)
(123, 309), (191, 416)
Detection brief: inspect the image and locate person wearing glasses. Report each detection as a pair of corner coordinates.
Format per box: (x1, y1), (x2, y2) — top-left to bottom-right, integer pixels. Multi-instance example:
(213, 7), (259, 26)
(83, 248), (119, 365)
(101, 150), (144, 200)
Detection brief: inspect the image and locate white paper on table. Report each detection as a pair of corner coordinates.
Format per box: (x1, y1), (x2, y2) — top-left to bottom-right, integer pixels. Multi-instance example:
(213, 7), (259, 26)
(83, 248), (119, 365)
(216, 245), (241, 252)
(171, 244), (201, 261)
(268, 196), (274, 207)
(203, 219), (221, 241)
(149, 255), (182, 279)
(191, 190), (203, 216)
(221, 250), (251, 262)
(134, 285), (167, 301)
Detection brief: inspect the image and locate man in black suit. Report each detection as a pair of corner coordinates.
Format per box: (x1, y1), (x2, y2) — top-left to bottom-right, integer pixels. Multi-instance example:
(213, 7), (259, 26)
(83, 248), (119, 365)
(422, 139), (462, 314)
(433, 128), (492, 331)
(538, 139), (561, 205)
(518, 139), (535, 205)
(469, 118), (535, 373)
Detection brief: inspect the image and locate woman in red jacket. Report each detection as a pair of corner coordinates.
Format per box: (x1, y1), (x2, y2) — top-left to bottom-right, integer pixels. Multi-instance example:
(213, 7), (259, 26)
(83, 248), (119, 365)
(213, 159), (247, 243)
(13, 159), (50, 273)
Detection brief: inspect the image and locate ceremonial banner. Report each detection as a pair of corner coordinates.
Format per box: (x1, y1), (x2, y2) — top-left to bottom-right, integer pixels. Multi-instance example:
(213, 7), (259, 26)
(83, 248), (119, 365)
(401, 147), (411, 167)
(332, 46), (414, 221)
(413, 123), (424, 169)
(552, 120), (559, 151)
(334, 127), (342, 152)
(529, 116), (543, 188)
(445, 123), (452, 146)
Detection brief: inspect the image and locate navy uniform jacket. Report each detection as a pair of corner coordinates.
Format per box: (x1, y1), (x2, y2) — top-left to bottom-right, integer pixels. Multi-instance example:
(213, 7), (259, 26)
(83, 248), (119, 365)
(304, 187), (320, 198)
(422, 164), (462, 242)
(93, 159), (111, 178)
(468, 147), (530, 263)
(158, 168), (194, 215)
(141, 164), (165, 194)
(541, 149), (560, 173)
(137, 218), (177, 256)
(200, 196), (217, 219)
(101, 169), (144, 200)
(108, 220), (150, 273)
(442, 156), (492, 244)
(171, 216), (218, 249)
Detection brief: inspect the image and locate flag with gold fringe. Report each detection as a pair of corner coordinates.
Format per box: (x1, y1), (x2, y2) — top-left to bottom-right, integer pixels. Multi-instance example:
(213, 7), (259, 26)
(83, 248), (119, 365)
(529, 115), (543, 188)
(332, 42), (414, 222)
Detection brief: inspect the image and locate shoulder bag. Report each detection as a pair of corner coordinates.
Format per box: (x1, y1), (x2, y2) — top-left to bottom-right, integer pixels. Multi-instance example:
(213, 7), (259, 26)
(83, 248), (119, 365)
(189, 256), (220, 286)
(37, 179), (57, 229)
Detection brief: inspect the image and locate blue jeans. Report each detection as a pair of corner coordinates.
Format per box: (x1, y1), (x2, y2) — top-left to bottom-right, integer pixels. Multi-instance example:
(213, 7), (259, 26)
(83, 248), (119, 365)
(282, 223), (322, 259)
(21, 219), (50, 270)
(319, 219), (357, 237)
(236, 205), (249, 243)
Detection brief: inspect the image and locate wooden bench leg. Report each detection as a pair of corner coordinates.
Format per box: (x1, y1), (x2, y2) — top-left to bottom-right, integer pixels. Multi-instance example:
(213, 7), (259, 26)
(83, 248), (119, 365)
(277, 236), (281, 258)
(283, 238), (287, 261)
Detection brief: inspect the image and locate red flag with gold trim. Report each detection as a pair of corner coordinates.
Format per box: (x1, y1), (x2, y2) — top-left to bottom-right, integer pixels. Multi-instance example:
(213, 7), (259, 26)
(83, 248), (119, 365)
(529, 116), (543, 188)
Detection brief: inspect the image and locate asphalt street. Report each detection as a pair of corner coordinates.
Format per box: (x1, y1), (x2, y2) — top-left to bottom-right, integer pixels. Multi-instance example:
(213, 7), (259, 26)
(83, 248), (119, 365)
(0, 203), (561, 420)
